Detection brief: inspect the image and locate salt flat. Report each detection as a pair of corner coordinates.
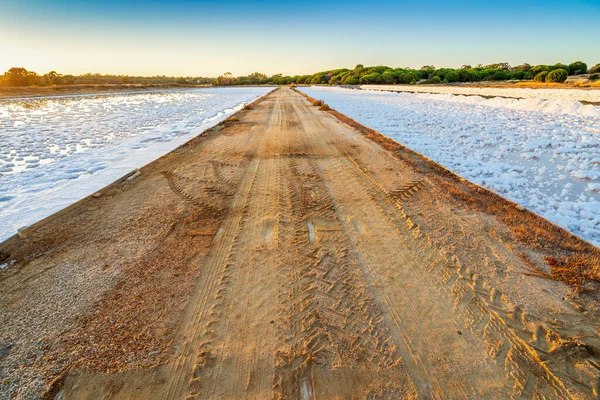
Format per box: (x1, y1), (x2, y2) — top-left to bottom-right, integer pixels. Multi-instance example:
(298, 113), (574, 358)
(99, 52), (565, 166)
(366, 84), (600, 105)
(301, 86), (600, 246)
(3, 88), (599, 400)
(0, 87), (272, 244)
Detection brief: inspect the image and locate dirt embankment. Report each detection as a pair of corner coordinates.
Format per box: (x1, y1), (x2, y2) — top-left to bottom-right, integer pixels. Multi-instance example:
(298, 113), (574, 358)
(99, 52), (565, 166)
(1, 87), (599, 399)
(0, 84), (209, 99)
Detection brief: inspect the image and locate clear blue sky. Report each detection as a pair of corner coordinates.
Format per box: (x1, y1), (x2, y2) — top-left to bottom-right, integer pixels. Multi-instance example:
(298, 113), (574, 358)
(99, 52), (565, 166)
(1, 0), (599, 77)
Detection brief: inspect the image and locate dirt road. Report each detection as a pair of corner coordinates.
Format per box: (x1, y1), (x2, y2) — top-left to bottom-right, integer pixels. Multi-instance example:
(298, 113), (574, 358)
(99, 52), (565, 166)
(1, 87), (600, 399)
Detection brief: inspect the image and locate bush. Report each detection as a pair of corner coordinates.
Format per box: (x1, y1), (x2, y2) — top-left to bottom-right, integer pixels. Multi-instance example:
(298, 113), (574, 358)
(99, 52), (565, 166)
(534, 71), (548, 82)
(319, 103), (331, 111)
(343, 75), (359, 85)
(552, 63), (569, 72)
(312, 100), (323, 106)
(546, 68), (568, 83)
(445, 71), (459, 83)
(589, 64), (600, 74)
(408, 72), (419, 84)
(429, 76), (442, 84)
(530, 65), (549, 75)
(568, 61), (588, 75)
(359, 72), (381, 84)
(469, 70), (482, 82)
(310, 74), (326, 84)
(512, 70), (526, 80)
(489, 70), (510, 81)
(381, 71), (396, 84)
(589, 74), (599, 81)
(398, 72), (418, 84)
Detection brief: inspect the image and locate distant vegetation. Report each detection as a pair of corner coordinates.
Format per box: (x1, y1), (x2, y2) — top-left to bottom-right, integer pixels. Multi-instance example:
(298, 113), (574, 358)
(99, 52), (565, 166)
(2, 61), (599, 88)
(247, 61), (594, 86)
(0, 67), (214, 87)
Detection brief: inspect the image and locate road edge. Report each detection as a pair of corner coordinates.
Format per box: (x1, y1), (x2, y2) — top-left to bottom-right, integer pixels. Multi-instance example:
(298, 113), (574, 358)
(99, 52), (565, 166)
(292, 86), (600, 292)
(0, 87), (278, 256)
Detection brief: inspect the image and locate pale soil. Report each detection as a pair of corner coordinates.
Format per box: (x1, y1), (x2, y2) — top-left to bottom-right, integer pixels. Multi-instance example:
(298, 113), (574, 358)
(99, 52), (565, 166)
(433, 80), (600, 90)
(1, 87), (600, 399)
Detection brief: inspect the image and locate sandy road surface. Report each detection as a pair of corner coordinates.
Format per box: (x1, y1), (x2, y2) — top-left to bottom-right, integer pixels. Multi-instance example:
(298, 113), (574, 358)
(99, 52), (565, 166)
(1, 87), (600, 399)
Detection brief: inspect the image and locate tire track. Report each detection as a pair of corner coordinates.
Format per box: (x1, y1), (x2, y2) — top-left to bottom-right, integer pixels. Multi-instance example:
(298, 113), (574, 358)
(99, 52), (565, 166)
(158, 104), (280, 399)
(291, 90), (595, 398)
(50, 86), (600, 400)
(185, 96), (285, 399)
(271, 101), (417, 399)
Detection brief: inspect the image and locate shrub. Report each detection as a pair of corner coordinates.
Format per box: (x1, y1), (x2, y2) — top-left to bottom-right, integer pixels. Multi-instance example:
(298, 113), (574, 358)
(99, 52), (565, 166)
(429, 76), (442, 84)
(312, 99), (323, 106)
(359, 72), (381, 84)
(589, 64), (600, 74)
(343, 75), (359, 85)
(381, 70), (396, 84)
(398, 72), (418, 84)
(469, 70), (482, 82)
(445, 71), (459, 83)
(4, 67), (38, 86)
(512, 70), (526, 80)
(568, 61), (587, 75)
(310, 74), (326, 84)
(530, 65), (549, 75)
(489, 70), (510, 81)
(407, 72), (419, 84)
(589, 74), (599, 81)
(546, 68), (568, 83)
(534, 71), (548, 82)
(552, 63), (569, 72)
(319, 103), (331, 111)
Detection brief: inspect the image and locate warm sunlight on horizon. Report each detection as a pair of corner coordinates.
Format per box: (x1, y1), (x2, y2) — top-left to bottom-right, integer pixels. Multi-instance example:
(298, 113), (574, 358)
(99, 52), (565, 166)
(2, 0), (599, 76)
(2, 2), (600, 399)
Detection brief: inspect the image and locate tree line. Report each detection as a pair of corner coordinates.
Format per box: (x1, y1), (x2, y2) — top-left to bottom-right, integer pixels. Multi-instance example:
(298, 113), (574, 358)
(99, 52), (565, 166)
(214, 61), (599, 86)
(0, 68), (214, 87)
(2, 61), (600, 88)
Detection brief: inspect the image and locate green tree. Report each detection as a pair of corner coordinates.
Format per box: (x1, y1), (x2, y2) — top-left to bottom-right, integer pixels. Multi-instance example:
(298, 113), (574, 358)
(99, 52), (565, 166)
(568, 61), (587, 75)
(359, 72), (381, 84)
(381, 70), (396, 84)
(512, 71), (526, 80)
(530, 65), (550, 75)
(342, 75), (359, 85)
(489, 70), (510, 81)
(310, 73), (326, 84)
(546, 68), (568, 83)
(588, 64), (600, 74)
(445, 71), (459, 83)
(534, 71), (548, 82)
